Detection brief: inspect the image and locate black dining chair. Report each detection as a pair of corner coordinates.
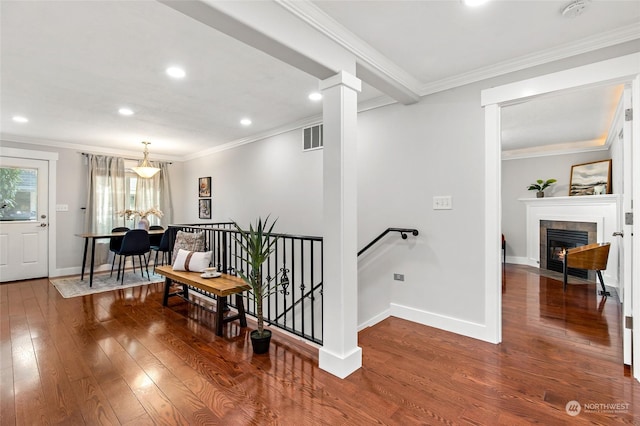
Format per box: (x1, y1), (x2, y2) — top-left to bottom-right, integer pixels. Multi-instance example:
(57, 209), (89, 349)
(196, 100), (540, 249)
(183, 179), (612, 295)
(149, 225), (164, 248)
(115, 229), (151, 284)
(109, 227), (130, 277)
(150, 230), (172, 273)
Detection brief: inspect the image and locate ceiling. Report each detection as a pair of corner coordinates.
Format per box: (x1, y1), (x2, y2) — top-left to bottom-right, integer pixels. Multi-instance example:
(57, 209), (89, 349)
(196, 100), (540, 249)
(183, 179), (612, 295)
(1, 1), (639, 161)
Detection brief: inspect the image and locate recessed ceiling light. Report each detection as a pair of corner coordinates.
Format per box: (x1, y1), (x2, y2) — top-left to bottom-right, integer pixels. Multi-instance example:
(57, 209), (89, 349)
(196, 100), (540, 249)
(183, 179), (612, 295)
(463, 0), (489, 6)
(308, 92), (322, 101)
(166, 66), (186, 79)
(118, 107), (134, 116)
(240, 118), (252, 126)
(12, 116), (28, 123)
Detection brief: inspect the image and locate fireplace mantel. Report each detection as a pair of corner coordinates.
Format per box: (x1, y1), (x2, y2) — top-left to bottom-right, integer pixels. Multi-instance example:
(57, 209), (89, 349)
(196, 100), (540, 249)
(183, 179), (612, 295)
(519, 194), (620, 207)
(519, 194), (621, 287)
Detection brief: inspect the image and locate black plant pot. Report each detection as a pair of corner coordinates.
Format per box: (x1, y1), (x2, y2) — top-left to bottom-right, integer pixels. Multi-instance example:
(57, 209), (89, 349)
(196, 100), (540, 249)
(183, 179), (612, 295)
(250, 329), (272, 354)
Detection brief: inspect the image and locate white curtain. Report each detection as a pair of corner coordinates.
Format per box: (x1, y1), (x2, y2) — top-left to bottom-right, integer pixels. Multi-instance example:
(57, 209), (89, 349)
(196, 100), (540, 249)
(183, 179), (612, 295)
(135, 161), (173, 226)
(85, 155), (126, 234)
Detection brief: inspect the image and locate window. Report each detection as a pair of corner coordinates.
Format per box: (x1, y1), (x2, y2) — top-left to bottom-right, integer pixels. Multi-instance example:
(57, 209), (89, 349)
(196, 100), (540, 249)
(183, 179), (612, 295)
(0, 167), (37, 221)
(121, 163), (139, 228)
(85, 154), (169, 234)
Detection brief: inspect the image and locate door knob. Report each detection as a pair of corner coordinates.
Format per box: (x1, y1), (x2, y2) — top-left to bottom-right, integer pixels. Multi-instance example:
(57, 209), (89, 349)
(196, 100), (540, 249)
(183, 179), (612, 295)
(612, 231), (624, 237)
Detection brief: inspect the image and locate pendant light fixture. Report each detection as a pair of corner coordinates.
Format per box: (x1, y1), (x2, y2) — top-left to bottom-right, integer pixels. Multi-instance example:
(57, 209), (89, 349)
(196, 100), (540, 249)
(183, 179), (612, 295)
(132, 141), (160, 178)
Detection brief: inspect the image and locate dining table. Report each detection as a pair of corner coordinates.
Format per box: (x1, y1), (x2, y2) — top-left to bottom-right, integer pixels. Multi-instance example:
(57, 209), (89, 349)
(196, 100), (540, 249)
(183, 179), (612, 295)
(75, 228), (165, 287)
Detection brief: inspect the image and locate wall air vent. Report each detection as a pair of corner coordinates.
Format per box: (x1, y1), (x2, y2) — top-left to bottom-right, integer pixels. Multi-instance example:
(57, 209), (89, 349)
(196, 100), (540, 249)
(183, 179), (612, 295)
(303, 124), (323, 151)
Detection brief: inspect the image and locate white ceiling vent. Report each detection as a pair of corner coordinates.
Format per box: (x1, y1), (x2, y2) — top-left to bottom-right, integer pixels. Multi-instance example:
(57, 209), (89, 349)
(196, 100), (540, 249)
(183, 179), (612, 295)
(303, 124), (323, 151)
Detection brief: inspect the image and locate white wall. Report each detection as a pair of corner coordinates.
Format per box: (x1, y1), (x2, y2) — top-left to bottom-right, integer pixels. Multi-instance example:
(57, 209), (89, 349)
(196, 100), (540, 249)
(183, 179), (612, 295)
(357, 91), (486, 328)
(180, 130), (323, 235)
(181, 84), (489, 331)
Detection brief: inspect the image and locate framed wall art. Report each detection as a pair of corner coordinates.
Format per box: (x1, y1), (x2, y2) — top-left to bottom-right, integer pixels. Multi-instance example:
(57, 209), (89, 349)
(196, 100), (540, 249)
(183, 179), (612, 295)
(198, 198), (211, 219)
(198, 177), (211, 197)
(569, 159), (612, 196)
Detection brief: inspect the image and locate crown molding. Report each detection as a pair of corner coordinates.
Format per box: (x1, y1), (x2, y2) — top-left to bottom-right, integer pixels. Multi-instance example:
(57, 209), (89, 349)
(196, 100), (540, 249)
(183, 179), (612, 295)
(0, 133), (176, 162)
(276, 0), (421, 104)
(181, 114), (324, 160)
(184, 91), (403, 159)
(502, 141), (609, 161)
(421, 23), (640, 97)
(277, 1), (639, 103)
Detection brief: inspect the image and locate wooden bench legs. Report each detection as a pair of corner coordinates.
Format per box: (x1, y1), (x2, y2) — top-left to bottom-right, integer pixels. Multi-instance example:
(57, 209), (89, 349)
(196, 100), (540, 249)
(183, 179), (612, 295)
(162, 277), (247, 336)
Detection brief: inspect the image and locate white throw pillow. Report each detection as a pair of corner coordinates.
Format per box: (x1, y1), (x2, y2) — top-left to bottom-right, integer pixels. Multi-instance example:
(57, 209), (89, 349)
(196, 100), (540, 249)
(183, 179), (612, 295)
(172, 249), (212, 272)
(171, 231), (206, 264)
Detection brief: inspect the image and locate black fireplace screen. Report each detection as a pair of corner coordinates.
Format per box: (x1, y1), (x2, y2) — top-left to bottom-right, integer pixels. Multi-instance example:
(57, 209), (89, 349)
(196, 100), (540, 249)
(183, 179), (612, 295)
(547, 228), (589, 279)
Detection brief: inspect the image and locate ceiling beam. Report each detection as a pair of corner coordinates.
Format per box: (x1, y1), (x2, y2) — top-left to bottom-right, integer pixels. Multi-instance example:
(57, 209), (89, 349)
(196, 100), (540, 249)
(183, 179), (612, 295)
(160, 0), (354, 78)
(159, 0), (421, 105)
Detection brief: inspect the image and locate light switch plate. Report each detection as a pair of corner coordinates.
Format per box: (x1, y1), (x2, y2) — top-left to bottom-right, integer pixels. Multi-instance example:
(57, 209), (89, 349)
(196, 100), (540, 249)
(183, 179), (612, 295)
(56, 204), (69, 211)
(433, 196), (452, 210)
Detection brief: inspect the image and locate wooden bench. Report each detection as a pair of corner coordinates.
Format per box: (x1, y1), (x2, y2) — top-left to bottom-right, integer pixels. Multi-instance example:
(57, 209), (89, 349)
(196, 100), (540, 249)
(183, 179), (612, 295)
(155, 265), (250, 335)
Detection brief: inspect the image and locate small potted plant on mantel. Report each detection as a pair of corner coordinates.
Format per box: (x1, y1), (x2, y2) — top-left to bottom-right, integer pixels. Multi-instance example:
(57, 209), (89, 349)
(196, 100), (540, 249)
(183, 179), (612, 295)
(527, 179), (557, 198)
(232, 216), (282, 354)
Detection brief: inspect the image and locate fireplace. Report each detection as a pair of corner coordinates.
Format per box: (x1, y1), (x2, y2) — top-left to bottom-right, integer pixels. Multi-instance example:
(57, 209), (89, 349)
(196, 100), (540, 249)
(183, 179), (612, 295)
(540, 220), (597, 281)
(546, 229), (588, 278)
(521, 195), (619, 287)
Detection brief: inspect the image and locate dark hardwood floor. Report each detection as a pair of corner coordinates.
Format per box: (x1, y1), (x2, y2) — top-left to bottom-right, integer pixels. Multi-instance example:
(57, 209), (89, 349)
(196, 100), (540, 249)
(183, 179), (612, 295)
(1, 264), (638, 425)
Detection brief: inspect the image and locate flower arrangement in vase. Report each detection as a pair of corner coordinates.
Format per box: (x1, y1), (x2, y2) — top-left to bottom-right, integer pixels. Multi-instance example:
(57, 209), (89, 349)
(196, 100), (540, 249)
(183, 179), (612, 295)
(118, 207), (163, 230)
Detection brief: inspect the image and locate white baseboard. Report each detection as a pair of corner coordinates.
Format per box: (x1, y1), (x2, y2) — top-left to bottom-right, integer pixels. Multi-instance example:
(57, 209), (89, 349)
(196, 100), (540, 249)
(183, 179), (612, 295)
(51, 267), (82, 278)
(50, 260), (154, 279)
(390, 303), (496, 343)
(505, 256), (532, 266)
(51, 264), (116, 278)
(358, 308), (390, 331)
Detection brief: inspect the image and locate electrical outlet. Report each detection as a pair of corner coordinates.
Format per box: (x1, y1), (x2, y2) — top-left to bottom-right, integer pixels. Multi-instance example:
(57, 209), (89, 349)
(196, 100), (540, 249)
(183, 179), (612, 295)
(393, 273), (404, 282)
(433, 195), (452, 210)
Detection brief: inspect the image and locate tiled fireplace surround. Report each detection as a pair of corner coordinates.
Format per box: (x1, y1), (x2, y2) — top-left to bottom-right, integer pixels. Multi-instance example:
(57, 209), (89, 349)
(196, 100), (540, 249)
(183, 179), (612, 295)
(520, 195), (621, 287)
(539, 220), (597, 281)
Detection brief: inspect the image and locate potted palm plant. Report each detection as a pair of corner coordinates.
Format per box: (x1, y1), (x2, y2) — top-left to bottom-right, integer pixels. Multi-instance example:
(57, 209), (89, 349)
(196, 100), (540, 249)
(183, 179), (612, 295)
(232, 216), (280, 354)
(527, 179), (557, 198)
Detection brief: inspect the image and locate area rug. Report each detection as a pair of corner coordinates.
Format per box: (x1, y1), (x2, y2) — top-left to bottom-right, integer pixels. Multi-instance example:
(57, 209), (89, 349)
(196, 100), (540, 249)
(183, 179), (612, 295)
(51, 271), (164, 298)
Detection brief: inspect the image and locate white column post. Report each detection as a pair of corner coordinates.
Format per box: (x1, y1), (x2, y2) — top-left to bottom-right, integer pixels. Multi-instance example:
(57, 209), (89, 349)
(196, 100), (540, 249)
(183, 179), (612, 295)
(318, 70), (362, 378)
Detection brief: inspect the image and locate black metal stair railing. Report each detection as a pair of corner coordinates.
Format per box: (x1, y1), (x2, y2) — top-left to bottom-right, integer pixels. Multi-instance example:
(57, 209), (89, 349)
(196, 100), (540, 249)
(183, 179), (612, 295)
(167, 224), (418, 346)
(358, 228), (419, 257)
(276, 227), (420, 324)
(169, 223), (324, 345)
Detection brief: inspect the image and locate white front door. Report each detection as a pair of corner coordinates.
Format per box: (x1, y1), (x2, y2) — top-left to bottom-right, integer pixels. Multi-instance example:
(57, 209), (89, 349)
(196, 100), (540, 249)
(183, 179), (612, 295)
(0, 157), (49, 282)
